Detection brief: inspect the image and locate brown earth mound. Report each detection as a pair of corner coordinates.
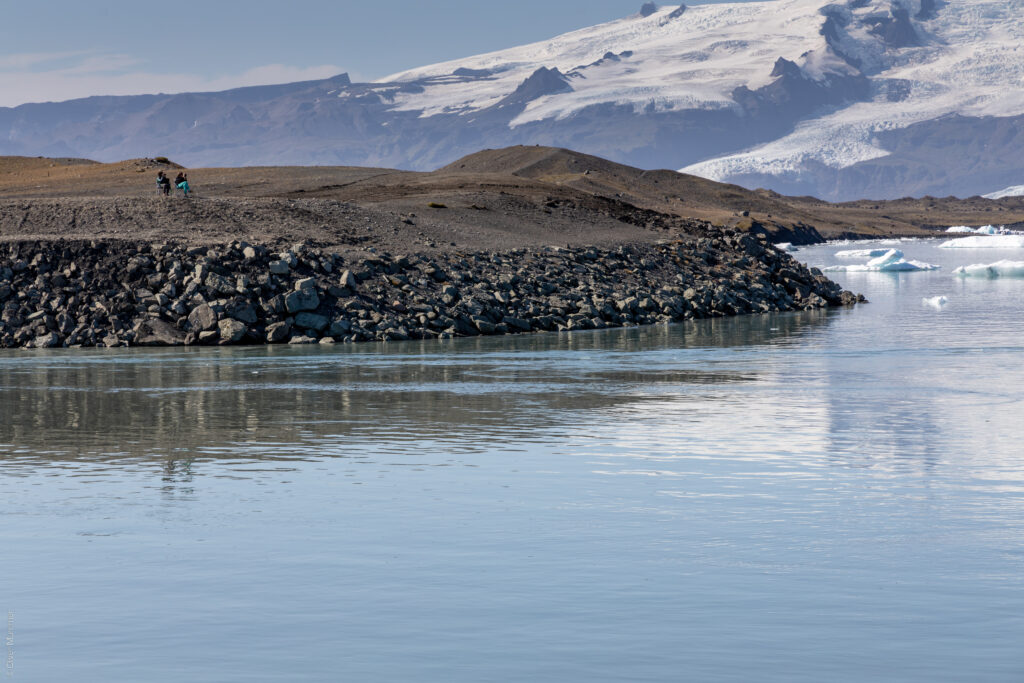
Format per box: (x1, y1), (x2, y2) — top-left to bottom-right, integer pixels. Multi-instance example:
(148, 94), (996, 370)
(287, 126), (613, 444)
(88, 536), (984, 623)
(3, 147), (1023, 254)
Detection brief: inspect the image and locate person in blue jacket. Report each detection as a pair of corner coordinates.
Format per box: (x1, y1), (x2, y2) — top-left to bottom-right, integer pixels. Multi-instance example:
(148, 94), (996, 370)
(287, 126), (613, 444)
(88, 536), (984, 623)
(156, 171), (171, 195)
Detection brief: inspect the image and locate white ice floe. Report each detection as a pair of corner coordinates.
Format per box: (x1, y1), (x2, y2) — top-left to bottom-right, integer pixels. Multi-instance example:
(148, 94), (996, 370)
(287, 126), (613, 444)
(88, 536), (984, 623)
(822, 249), (940, 273)
(922, 295), (949, 309)
(834, 248), (892, 259)
(945, 225), (1002, 234)
(952, 261), (1024, 278)
(775, 242), (798, 253)
(939, 235), (1024, 249)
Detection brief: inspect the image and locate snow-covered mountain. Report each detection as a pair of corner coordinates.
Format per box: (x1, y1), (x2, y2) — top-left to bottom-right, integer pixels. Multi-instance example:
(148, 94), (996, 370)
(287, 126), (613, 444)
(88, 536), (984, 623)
(2, 0), (1022, 201)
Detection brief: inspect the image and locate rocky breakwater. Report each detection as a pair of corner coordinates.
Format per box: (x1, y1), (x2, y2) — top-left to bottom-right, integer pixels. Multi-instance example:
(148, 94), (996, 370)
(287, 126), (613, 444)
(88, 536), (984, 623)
(0, 231), (863, 349)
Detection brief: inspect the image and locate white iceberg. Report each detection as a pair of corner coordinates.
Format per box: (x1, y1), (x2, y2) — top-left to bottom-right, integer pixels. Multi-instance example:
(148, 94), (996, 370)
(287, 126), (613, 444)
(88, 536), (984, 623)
(922, 295), (949, 309)
(822, 249), (941, 273)
(944, 225), (1001, 234)
(834, 248), (892, 259)
(952, 260), (1024, 278)
(775, 242), (799, 253)
(939, 235), (1024, 249)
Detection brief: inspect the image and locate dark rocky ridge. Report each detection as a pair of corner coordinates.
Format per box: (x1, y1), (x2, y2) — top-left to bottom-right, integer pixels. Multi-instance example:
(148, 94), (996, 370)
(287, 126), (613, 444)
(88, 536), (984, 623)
(0, 230), (862, 350)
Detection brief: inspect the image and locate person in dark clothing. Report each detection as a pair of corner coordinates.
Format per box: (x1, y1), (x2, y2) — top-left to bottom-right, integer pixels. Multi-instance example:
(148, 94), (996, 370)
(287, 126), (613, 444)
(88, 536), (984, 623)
(174, 172), (190, 196)
(156, 171), (171, 196)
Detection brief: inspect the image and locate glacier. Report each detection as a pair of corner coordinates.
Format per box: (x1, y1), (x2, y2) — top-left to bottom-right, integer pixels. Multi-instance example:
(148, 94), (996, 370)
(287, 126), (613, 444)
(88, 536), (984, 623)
(983, 185), (1024, 200)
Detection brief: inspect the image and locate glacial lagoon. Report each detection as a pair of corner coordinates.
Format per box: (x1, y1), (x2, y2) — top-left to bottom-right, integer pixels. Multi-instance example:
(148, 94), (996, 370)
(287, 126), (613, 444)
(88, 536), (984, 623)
(2, 239), (1024, 681)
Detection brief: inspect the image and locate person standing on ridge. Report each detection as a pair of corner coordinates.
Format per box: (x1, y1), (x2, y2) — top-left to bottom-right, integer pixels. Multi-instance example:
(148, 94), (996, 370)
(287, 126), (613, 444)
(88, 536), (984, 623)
(174, 172), (190, 197)
(156, 171), (171, 196)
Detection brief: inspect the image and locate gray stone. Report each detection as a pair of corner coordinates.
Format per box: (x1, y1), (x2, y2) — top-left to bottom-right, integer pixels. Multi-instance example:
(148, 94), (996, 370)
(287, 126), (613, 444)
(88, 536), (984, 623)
(472, 316), (496, 334)
(294, 277), (317, 292)
(329, 319), (352, 337)
(288, 335), (318, 345)
(188, 303), (218, 331)
(205, 272), (236, 296)
(226, 301), (258, 324)
(32, 332), (61, 348)
(134, 318), (186, 346)
(243, 246), (259, 260)
(266, 321), (291, 343)
(318, 337), (336, 345)
(294, 312), (329, 331)
(284, 288), (319, 313)
(198, 330), (220, 345)
(269, 260), (290, 275)
(503, 316), (532, 332)
(218, 319), (248, 344)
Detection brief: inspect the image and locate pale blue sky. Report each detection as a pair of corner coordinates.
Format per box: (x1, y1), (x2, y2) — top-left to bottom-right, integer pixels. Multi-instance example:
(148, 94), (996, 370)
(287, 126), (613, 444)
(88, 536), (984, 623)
(0, 0), (748, 107)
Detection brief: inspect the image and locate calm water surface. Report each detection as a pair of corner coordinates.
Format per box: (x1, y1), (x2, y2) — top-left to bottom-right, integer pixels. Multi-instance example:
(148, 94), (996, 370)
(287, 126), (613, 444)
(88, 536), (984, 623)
(2, 240), (1024, 682)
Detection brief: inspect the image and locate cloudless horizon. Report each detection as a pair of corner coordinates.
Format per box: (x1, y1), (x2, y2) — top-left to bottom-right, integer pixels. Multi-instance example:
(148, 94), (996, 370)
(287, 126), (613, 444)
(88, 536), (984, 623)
(0, 0), (753, 108)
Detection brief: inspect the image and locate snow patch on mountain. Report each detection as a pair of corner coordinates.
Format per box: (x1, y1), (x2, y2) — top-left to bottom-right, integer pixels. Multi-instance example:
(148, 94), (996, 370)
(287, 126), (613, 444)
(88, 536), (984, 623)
(381, 1), (829, 123)
(984, 185), (1024, 200)
(683, 0), (1024, 180)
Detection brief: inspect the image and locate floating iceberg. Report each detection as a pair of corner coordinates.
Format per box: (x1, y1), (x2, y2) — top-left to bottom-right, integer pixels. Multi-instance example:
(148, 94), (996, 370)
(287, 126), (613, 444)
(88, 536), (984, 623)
(775, 242), (798, 253)
(922, 295), (949, 309)
(939, 235), (1024, 249)
(822, 249), (940, 273)
(945, 224), (1002, 234)
(834, 248), (892, 259)
(952, 261), (1024, 278)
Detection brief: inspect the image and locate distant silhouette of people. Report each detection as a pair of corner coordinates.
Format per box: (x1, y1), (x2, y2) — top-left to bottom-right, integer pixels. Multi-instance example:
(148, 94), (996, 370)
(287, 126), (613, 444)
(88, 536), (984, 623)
(174, 172), (190, 196)
(156, 171), (171, 196)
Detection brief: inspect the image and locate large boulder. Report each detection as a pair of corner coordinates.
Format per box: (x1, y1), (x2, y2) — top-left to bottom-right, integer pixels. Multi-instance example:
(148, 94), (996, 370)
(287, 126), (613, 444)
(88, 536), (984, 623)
(135, 318), (186, 346)
(218, 319), (248, 344)
(188, 303), (218, 331)
(284, 284), (320, 313)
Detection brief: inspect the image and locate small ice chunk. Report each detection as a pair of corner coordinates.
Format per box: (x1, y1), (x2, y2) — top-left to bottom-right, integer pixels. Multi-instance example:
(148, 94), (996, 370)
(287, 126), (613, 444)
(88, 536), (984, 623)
(834, 248), (891, 259)
(952, 260), (1024, 278)
(922, 295), (948, 309)
(945, 225), (1000, 234)
(775, 242), (798, 252)
(822, 249), (940, 273)
(939, 235), (1024, 249)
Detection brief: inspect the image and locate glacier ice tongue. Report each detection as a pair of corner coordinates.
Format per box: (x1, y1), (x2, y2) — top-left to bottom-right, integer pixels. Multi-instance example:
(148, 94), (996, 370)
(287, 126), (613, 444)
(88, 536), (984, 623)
(822, 249), (940, 272)
(952, 261), (1024, 278)
(939, 235), (1024, 249)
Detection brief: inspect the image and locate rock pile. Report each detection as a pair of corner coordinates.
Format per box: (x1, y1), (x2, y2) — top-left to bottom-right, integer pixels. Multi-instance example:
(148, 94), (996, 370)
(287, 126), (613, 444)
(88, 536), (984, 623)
(0, 231), (863, 349)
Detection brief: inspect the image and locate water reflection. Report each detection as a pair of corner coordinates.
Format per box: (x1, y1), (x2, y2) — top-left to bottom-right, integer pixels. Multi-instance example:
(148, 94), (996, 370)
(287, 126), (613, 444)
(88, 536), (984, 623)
(0, 309), (834, 469)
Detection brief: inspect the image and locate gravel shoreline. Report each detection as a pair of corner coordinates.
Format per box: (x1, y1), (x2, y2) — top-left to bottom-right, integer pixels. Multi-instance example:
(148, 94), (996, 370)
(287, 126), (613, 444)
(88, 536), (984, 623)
(0, 229), (862, 350)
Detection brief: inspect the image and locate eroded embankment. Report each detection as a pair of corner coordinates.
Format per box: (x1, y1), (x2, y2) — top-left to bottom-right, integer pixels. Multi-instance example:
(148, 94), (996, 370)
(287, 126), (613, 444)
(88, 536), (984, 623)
(0, 231), (862, 349)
